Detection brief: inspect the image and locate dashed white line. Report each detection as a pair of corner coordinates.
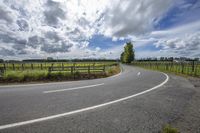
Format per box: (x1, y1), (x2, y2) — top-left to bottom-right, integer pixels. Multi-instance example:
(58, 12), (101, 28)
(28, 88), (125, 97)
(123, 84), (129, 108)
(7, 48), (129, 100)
(43, 83), (105, 93)
(137, 72), (141, 76)
(0, 72), (169, 130)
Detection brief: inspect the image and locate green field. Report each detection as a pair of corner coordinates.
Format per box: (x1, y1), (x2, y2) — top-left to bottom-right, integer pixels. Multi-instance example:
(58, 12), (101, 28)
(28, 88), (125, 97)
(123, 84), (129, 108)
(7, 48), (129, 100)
(132, 61), (200, 77)
(0, 62), (119, 83)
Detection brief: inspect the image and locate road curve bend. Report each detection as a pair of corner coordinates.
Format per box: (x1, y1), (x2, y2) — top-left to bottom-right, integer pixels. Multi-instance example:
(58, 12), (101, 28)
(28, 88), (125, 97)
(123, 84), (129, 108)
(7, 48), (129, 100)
(0, 65), (170, 132)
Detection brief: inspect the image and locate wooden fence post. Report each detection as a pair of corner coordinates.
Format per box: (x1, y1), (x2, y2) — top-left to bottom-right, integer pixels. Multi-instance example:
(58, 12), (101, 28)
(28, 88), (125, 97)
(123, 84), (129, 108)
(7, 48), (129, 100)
(12, 64), (15, 70)
(31, 64), (33, 70)
(22, 64), (24, 71)
(192, 60), (195, 72)
(88, 65), (90, 79)
(62, 63), (64, 70)
(48, 67), (51, 73)
(71, 66), (73, 75)
(181, 63), (184, 74)
(103, 65), (106, 73)
(3, 64), (6, 70)
(41, 64), (43, 70)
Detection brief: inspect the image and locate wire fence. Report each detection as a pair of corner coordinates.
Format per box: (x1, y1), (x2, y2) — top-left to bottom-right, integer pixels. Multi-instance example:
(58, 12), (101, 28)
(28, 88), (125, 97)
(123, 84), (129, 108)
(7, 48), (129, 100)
(132, 61), (200, 77)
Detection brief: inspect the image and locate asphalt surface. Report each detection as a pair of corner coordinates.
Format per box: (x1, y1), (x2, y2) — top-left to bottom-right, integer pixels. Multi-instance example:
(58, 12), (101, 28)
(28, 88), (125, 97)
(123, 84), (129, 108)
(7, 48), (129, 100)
(0, 65), (199, 133)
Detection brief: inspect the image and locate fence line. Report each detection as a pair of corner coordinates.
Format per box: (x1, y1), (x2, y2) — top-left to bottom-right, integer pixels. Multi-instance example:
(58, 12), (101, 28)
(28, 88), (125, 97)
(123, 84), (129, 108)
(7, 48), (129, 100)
(0, 62), (117, 71)
(132, 61), (200, 77)
(0, 63), (118, 78)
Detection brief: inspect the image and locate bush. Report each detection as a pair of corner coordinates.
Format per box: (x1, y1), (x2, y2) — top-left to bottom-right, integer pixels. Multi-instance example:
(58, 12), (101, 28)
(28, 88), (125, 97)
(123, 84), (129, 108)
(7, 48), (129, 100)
(162, 125), (179, 133)
(106, 66), (120, 76)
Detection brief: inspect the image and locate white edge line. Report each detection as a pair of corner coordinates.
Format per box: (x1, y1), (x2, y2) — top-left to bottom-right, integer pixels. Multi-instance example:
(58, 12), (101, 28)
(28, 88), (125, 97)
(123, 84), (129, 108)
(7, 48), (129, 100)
(0, 72), (169, 130)
(43, 83), (105, 93)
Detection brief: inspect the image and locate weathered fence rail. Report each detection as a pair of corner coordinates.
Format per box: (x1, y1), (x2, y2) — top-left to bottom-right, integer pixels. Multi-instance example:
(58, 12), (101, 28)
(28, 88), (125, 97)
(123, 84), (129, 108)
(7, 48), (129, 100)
(0, 63), (118, 78)
(132, 61), (200, 77)
(47, 65), (108, 79)
(0, 62), (117, 71)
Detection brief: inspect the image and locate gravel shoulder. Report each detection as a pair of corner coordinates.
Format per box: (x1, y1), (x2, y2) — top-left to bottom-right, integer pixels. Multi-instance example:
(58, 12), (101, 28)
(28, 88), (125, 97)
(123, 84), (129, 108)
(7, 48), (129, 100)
(172, 76), (200, 133)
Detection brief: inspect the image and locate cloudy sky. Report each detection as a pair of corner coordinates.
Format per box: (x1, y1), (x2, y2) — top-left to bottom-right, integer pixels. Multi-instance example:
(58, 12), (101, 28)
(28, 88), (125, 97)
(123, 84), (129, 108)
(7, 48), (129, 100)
(0, 0), (200, 60)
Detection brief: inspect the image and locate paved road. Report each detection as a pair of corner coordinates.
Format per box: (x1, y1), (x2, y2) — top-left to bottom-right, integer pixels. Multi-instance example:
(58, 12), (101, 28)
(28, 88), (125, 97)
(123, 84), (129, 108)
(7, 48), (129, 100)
(0, 65), (199, 133)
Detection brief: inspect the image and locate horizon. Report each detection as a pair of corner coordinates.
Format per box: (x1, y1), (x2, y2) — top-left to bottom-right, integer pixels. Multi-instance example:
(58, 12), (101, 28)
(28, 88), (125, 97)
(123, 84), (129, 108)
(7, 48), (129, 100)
(0, 0), (200, 60)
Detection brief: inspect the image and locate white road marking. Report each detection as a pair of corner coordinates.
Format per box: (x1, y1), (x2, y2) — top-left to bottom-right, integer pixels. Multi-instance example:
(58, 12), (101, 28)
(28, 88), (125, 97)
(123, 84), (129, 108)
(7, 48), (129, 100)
(137, 72), (141, 76)
(0, 72), (169, 130)
(43, 83), (105, 94)
(0, 81), (75, 88)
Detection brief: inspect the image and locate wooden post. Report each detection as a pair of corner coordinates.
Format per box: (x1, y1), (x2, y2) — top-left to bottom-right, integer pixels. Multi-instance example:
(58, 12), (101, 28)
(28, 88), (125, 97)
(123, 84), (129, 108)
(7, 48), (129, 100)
(41, 64), (43, 70)
(88, 65), (90, 79)
(192, 60), (195, 72)
(166, 63), (168, 71)
(3, 64), (6, 70)
(12, 64), (15, 70)
(103, 65), (106, 75)
(73, 63), (76, 73)
(62, 63), (64, 70)
(48, 67), (51, 73)
(181, 63), (184, 74)
(22, 64), (24, 71)
(71, 66), (73, 75)
(31, 64), (33, 70)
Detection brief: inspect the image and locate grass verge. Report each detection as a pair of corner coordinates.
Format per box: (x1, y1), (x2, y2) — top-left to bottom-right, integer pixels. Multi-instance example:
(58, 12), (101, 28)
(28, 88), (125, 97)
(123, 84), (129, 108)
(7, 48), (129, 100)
(0, 65), (120, 84)
(162, 124), (179, 133)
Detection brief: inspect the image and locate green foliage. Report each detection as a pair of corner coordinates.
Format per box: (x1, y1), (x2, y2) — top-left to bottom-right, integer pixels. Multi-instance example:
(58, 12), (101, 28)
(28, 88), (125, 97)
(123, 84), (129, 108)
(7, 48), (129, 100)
(120, 52), (124, 63)
(162, 125), (179, 133)
(120, 42), (135, 63)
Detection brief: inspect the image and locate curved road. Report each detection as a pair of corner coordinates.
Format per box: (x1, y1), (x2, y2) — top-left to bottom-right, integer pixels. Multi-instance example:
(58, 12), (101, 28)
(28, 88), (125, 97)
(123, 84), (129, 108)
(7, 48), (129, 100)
(0, 65), (198, 132)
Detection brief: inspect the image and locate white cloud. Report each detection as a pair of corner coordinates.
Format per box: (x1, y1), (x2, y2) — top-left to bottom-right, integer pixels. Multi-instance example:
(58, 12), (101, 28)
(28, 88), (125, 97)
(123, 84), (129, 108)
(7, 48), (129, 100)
(0, 0), (199, 59)
(100, 0), (174, 37)
(149, 21), (200, 57)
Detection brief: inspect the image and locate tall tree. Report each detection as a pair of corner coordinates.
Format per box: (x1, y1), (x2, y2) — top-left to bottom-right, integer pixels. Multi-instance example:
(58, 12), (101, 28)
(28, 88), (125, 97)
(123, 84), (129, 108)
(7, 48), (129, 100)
(120, 42), (134, 63)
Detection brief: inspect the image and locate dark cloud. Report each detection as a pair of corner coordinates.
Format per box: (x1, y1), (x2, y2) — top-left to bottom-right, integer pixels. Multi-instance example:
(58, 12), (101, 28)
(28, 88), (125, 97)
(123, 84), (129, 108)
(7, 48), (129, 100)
(16, 19), (29, 31)
(41, 42), (72, 53)
(44, 0), (66, 26)
(0, 6), (13, 24)
(45, 31), (61, 42)
(0, 33), (26, 45)
(0, 48), (15, 56)
(27, 36), (44, 48)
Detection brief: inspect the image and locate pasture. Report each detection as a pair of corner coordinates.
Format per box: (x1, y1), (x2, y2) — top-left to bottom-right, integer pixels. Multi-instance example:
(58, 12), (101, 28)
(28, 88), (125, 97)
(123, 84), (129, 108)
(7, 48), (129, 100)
(0, 62), (119, 83)
(132, 61), (200, 77)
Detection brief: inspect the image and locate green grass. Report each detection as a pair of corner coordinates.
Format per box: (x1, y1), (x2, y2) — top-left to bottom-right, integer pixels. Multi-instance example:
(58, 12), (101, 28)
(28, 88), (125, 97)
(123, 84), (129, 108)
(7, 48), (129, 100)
(132, 61), (200, 77)
(0, 62), (119, 83)
(162, 125), (179, 133)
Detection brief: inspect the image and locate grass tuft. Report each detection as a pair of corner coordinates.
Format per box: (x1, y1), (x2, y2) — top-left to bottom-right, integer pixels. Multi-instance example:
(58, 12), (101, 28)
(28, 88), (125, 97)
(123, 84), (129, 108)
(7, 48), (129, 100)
(162, 124), (179, 133)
